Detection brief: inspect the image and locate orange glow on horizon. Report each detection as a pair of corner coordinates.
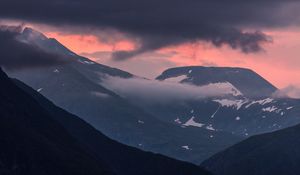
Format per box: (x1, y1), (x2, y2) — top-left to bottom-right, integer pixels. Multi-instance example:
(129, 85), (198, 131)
(45, 32), (135, 54)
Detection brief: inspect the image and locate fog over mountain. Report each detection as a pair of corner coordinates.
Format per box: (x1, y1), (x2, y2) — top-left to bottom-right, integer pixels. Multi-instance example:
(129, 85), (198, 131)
(5, 28), (300, 167)
(272, 85), (300, 99)
(1, 0), (300, 174)
(0, 65), (213, 175)
(102, 76), (243, 104)
(8, 27), (242, 164)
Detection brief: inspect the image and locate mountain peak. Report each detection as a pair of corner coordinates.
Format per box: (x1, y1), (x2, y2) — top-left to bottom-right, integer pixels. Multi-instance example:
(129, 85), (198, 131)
(19, 27), (78, 56)
(22, 27), (48, 41)
(157, 66), (277, 98)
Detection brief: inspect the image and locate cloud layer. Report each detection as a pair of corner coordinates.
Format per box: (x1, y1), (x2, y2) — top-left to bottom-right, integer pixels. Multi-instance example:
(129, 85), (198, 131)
(1, 0), (299, 59)
(272, 85), (300, 99)
(102, 76), (240, 104)
(0, 25), (68, 70)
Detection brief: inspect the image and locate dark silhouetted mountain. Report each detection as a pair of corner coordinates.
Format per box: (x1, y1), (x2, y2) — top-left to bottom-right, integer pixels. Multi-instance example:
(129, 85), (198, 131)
(202, 123), (300, 175)
(156, 66), (277, 97)
(9, 71), (211, 175)
(0, 68), (113, 175)
(8, 27), (241, 164)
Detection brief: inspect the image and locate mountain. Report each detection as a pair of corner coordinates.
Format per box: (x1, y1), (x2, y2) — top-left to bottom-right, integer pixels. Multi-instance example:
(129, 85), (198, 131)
(201, 122), (300, 175)
(149, 66), (300, 138)
(8, 27), (241, 164)
(156, 66), (277, 97)
(4, 70), (211, 175)
(134, 94), (300, 137)
(0, 68), (113, 175)
(20, 27), (133, 80)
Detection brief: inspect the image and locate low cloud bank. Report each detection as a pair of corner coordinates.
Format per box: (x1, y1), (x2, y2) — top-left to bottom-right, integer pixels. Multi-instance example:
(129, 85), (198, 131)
(102, 76), (239, 104)
(272, 85), (300, 99)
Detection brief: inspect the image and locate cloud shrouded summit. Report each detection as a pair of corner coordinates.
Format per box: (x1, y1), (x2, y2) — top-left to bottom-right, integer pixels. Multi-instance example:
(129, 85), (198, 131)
(0, 0), (299, 59)
(0, 25), (68, 70)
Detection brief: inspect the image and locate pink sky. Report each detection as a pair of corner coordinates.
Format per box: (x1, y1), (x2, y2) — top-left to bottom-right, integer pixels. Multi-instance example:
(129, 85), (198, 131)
(44, 27), (300, 89)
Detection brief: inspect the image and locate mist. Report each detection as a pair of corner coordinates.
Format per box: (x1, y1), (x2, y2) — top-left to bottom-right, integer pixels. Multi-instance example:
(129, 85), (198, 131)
(272, 85), (300, 99)
(101, 76), (239, 104)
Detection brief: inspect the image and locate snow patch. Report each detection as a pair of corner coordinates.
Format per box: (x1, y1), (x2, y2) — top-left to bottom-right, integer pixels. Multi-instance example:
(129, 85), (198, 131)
(262, 106), (278, 112)
(287, 106), (294, 110)
(213, 99), (248, 110)
(245, 98), (274, 108)
(138, 120), (145, 124)
(183, 117), (205, 128)
(91, 91), (110, 98)
(174, 118), (182, 124)
(206, 124), (216, 131)
(206, 82), (243, 96)
(165, 75), (188, 83)
(37, 88), (43, 92)
(84, 61), (95, 65)
(53, 69), (60, 73)
(182, 146), (190, 150)
(78, 59), (95, 65)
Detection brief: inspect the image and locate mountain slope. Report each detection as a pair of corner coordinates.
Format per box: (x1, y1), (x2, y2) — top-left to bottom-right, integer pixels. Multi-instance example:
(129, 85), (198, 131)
(202, 123), (300, 175)
(156, 66), (277, 97)
(8, 27), (241, 164)
(9, 52), (241, 164)
(138, 96), (300, 136)
(20, 27), (133, 80)
(0, 68), (113, 175)
(11, 74), (211, 175)
(151, 66), (300, 138)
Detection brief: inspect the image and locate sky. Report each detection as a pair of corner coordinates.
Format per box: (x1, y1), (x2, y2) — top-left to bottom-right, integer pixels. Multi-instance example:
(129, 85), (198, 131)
(0, 0), (300, 88)
(43, 28), (300, 89)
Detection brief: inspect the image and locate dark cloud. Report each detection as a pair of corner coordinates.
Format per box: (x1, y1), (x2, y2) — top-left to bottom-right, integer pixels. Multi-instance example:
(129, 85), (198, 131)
(0, 25), (69, 70)
(112, 30), (272, 60)
(0, 0), (299, 60)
